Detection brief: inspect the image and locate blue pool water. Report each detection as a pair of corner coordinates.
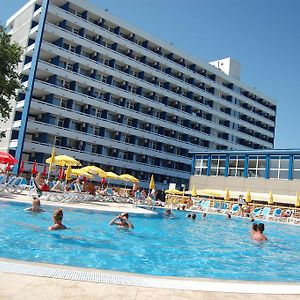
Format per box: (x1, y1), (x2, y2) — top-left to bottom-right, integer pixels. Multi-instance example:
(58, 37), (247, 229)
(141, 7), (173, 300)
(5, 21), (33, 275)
(1, 200), (300, 282)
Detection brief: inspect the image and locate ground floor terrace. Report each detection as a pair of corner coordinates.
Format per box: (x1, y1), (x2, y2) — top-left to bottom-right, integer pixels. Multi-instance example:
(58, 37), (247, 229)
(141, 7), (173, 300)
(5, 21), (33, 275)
(1, 192), (300, 299)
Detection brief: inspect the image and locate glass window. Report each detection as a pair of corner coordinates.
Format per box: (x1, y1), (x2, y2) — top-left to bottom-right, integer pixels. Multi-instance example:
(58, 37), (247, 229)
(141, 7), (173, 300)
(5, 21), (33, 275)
(228, 155), (244, 177)
(194, 155), (208, 176)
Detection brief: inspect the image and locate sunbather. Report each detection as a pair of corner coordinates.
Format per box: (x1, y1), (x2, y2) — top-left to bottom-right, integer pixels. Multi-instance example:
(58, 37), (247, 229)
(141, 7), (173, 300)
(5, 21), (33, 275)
(51, 180), (64, 192)
(48, 208), (67, 230)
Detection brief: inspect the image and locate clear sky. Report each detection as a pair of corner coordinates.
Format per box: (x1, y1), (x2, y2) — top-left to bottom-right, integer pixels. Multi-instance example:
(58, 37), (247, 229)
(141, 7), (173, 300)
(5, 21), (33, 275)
(1, 0), (299, 149)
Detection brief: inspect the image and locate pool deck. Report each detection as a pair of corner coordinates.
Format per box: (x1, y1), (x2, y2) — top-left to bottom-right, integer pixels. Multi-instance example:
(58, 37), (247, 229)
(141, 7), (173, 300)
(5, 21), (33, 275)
(1, 191), (300, 300)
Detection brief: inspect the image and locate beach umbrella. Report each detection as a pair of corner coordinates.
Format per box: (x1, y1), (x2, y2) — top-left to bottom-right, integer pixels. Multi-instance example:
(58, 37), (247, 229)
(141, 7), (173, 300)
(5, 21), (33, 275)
(71, 168), (92, 178)
(295, 193), (300, 208)
(245, 189), (252, 203)
(80, 166), (106, 177)
(31, 161), (38, 175)
(149, 174), (155, 190)
(46, 154), (81, 167)
(191, 185), (197, 197)
(65, 165), (72, 181)
(105, 171), (119, 179)
(119, 174), (139, 183)
(48, 147), (56, 172)
(197, 189), (221, 197)
(0, 151), (17, 165)
(42, 165), (47, 177)
(165, 189), (183, 195)
(224, 188), (231, 201)
(268, 190), (274, 205)
(19, 160), (24, 174)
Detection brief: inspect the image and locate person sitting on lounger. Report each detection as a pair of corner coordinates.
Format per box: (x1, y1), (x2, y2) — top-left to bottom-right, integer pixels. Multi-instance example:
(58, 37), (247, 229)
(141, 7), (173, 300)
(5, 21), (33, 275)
(281, 210), (292, 218)
(109, 212), (134, 229)
(48, 208), (67, 230)
(252, 223), (267, 241)
(25, 196), (45, 213)
(34, 173), (50, 192)
(51, 180), (64, 192)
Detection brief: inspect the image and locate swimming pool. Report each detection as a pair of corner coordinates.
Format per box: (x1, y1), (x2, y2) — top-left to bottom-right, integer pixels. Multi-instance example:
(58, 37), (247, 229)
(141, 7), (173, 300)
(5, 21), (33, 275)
(1, 200), (300, 282)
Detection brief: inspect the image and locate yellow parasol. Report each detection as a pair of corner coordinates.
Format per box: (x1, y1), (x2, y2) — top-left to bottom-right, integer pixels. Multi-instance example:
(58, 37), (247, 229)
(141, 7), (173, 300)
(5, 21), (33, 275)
(224, 188), (231, 201)
(165, 189), (183, 195)
(197, 189), (221, 197)
(119, 174), (139, 183)
(268, 190), (274, 205)
(104, 171), (119, 179)
(46, 155), (81, 167)
(71, 168), (92, 178)
(80, 166), (106, 177)
(65, 165), (72, 181)
(295, 192), (300, 208)
(191, 185), (197, 197)
(245, 189), (252, 203)
(48, 147), (56, 172)
(149, 174), (155, 190)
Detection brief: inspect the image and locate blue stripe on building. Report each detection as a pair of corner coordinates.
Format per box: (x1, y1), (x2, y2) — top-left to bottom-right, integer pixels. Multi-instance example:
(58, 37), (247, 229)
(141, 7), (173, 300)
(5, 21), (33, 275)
(13, 0), (50, 174)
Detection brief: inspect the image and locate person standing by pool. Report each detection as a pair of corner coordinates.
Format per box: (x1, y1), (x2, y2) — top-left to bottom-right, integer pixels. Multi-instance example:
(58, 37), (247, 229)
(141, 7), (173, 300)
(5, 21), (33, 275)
(109, 212), (134, 229)
(237, 195), (245, 216)
(48, 208), (67, 230)
(252, 223), (267, 241)
(24, 196), (45, 213)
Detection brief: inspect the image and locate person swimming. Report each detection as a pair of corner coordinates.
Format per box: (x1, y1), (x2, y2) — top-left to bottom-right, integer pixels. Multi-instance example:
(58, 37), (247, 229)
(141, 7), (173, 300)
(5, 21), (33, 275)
(24, 196), (45, 213)
(48, 208), (67, 230)
(252, 223), (267, 241)
(109, 212), (134, 229)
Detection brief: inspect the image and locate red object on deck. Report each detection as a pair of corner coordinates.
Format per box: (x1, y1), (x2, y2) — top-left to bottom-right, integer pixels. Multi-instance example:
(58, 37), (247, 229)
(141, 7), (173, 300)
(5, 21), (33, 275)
(0, 151), (18, 165)
(19, 160), (24, 174)
(31, 161), (38, 175)
(42, 165), (47, 177)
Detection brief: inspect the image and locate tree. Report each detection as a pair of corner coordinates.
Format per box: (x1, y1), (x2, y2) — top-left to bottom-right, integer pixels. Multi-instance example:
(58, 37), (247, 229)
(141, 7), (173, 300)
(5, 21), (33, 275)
(0, 25), (22, 139)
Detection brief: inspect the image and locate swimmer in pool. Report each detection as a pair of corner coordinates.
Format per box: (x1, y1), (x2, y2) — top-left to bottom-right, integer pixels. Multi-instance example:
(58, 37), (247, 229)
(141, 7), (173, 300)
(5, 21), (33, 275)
(48, 208), (67, 230)
(109, 212), (134, 229)
(24, 196), (45, 213)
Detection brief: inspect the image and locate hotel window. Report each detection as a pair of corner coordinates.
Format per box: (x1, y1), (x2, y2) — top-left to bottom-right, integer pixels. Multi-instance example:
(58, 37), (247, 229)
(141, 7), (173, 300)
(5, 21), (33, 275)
(228, 155), (244, 177)
(247, 156), (266, 178)
(57, 118), (64, 127)
(210, 155), (226, 176)
(269, 155), (289, 179)
(194, 155), (208, 175)
(293, 156), (300, 179)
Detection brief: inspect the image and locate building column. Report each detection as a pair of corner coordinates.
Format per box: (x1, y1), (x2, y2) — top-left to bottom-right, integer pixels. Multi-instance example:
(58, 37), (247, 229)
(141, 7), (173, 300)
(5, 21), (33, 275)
(243, 155), (248, 178)
(207, 155), (211, 176)
(288, 155), (293, 180)
(265, 154), (270, 179)
(225, 155), (229, 177)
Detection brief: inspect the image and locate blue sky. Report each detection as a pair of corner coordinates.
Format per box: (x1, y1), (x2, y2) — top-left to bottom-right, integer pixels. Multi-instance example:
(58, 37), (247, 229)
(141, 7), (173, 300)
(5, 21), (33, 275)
(1, 0), (299, 149)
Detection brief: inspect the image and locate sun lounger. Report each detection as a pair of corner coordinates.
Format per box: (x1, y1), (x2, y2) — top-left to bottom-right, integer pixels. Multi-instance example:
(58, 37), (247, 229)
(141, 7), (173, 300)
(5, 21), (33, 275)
(220, 202), (229, 213)
(210, 201), (221, 212)
(257, 207), (271, 219)
(252, 207), (262, 217)
(230, 203), (240, 215)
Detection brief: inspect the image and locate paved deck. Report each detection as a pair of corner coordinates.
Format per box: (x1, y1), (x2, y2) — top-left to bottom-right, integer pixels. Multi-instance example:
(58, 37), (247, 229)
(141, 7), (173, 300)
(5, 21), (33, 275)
(1, 191), (300, 299)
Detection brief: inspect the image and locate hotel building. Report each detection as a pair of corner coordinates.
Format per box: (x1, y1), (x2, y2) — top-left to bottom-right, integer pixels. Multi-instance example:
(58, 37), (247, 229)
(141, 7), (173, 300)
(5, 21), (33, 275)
(1, 0), (276, 189)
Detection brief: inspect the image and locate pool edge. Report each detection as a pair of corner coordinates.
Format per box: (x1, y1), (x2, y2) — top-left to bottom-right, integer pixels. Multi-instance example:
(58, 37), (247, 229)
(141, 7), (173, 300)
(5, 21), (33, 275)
(0, 258), (299, 295)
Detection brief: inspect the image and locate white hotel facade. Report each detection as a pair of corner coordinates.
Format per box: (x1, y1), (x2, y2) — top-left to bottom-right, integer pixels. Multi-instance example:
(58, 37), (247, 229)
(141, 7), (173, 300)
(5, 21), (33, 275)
(1, 0), (276, 189)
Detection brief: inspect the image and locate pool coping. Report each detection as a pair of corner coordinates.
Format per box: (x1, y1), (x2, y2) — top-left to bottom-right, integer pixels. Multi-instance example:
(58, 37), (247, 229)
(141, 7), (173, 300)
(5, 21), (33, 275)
(1, 194), (300, 295)
(0, 258), (300, 295)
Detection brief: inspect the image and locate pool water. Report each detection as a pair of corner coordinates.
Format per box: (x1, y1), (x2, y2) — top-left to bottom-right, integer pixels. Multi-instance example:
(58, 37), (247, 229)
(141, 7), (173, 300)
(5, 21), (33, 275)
(1, 200), (300, 282)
